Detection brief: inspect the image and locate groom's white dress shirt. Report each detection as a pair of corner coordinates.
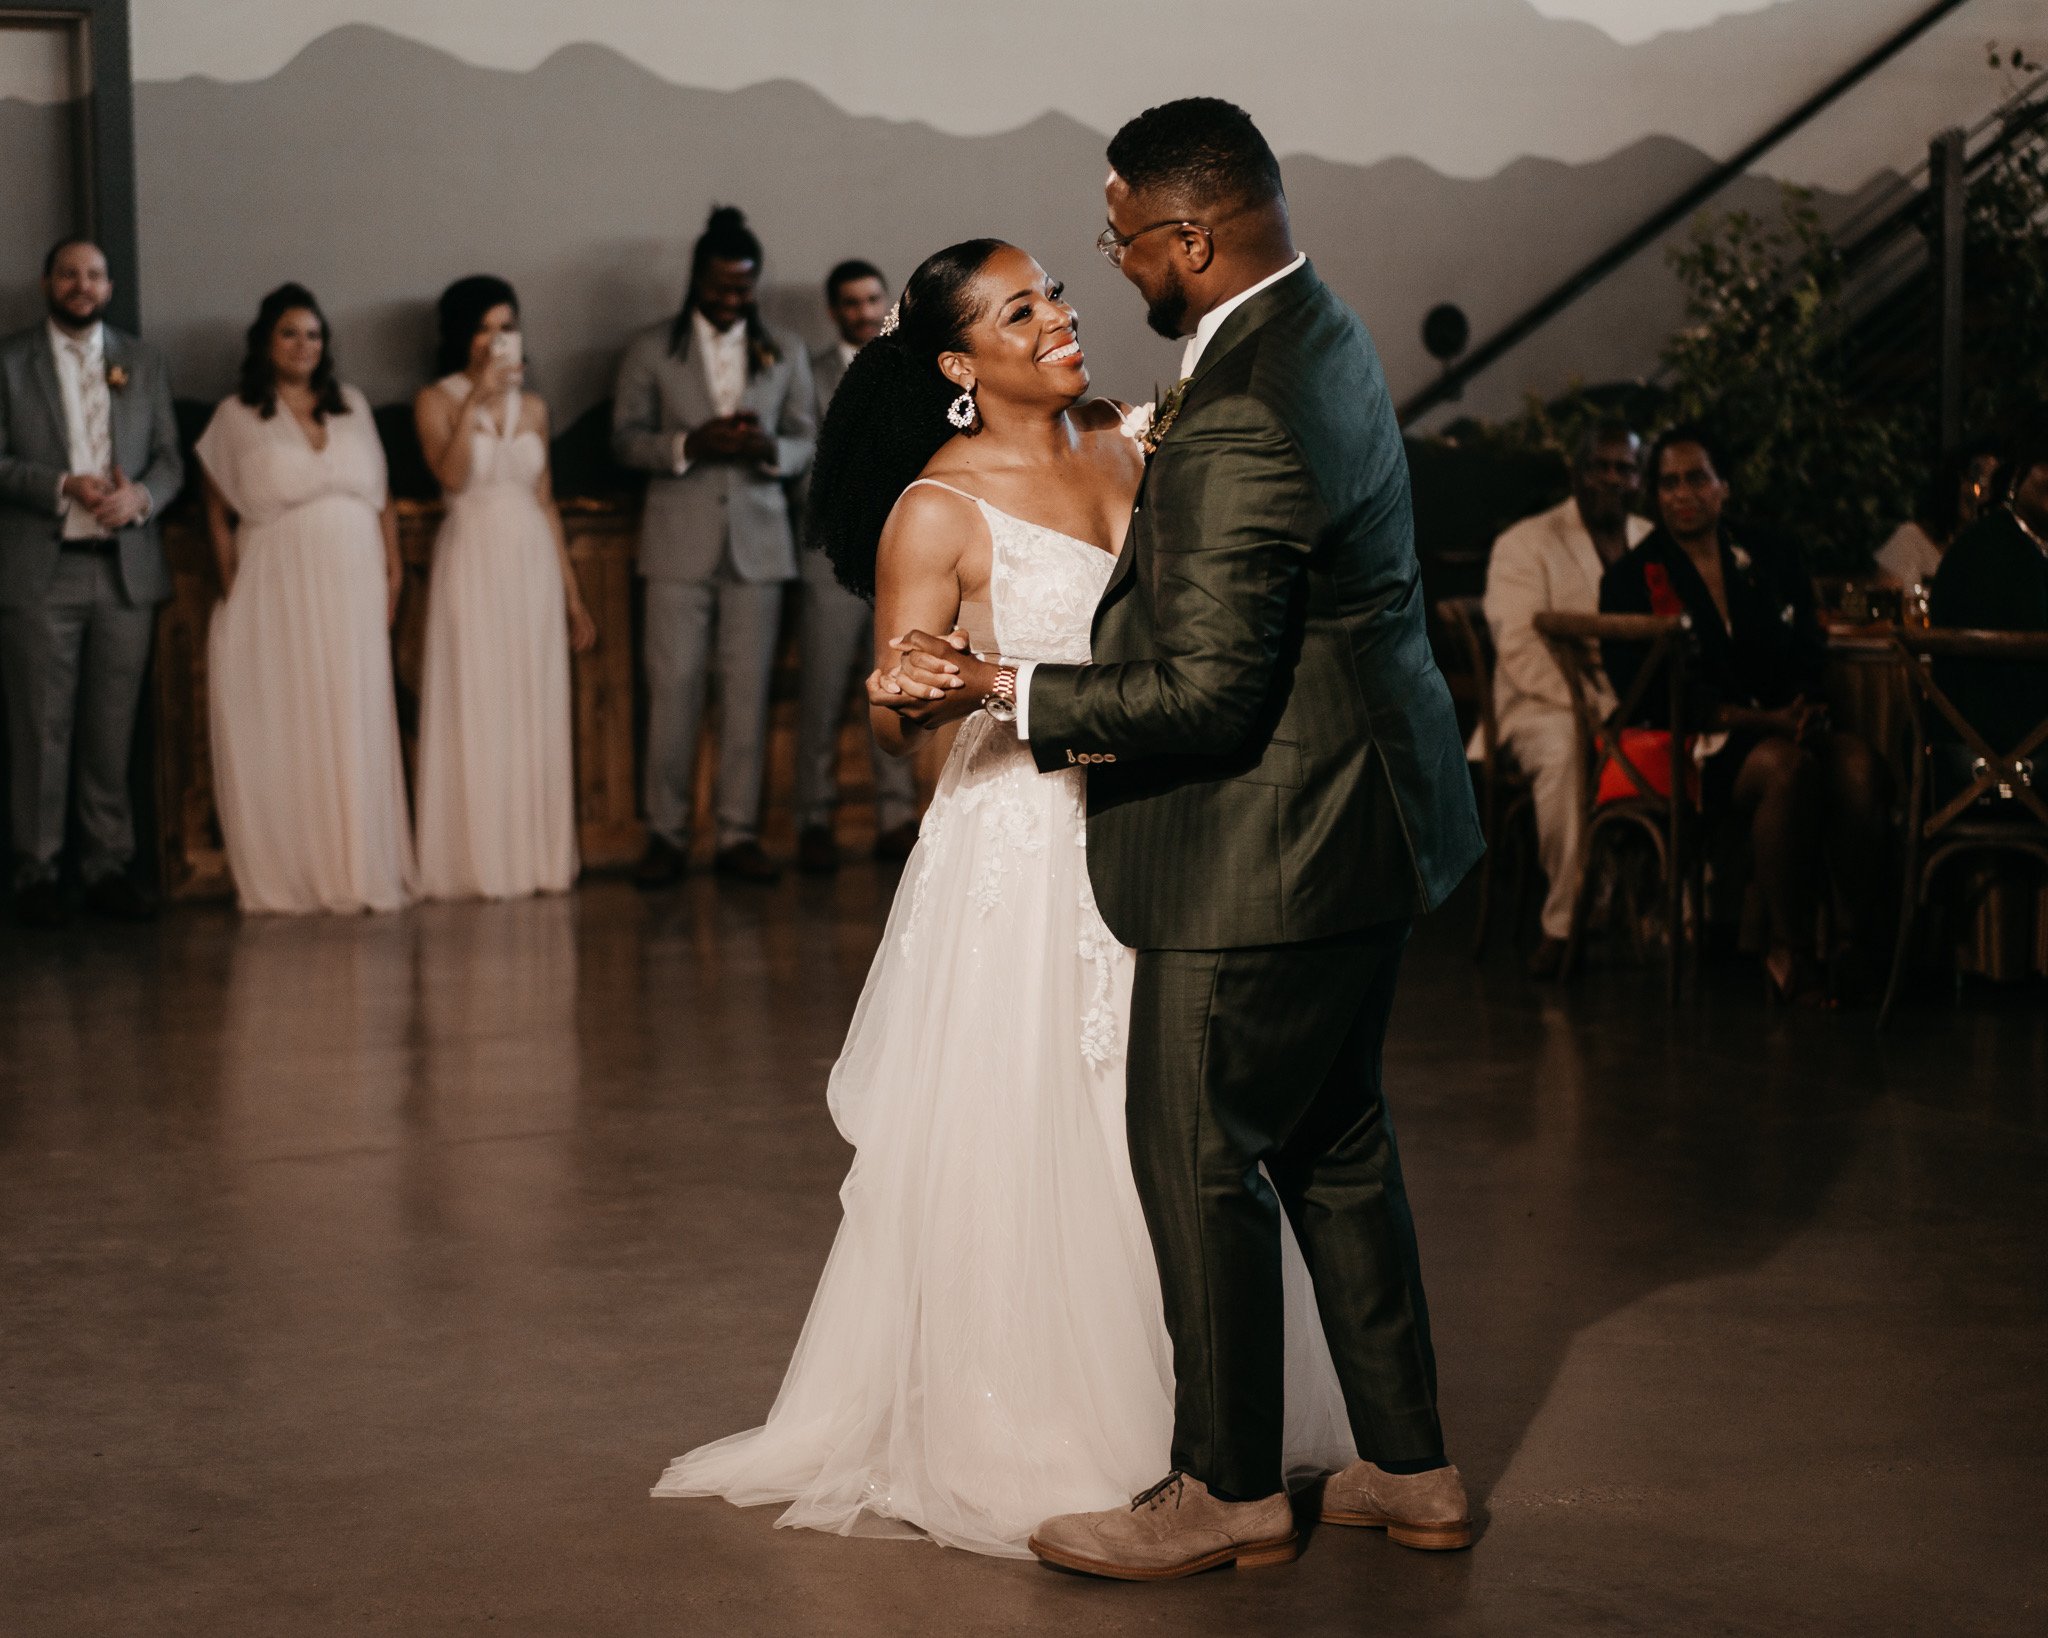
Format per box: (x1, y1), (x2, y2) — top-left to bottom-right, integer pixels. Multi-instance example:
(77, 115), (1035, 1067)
(1011, 253), (1309, 739)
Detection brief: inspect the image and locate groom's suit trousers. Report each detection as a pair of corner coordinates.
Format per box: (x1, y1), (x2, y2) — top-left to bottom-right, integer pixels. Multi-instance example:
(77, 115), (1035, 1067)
(1126, 918), (1445, 1502)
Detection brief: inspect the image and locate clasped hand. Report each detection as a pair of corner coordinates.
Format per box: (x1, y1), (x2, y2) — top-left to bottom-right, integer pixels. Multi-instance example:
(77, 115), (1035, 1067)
(63, 468), (149, 531)
(866, 628), (999, 729)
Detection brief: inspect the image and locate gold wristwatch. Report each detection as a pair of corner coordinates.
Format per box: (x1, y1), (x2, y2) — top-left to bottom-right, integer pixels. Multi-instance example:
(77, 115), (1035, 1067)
(982, 665), (1018, 724)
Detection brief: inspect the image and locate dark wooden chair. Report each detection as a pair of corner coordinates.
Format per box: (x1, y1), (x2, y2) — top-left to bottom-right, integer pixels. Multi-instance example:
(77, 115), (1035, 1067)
(1533, 610), (1702, 1002)
(1436, 596), (1534, 958)
(1879, 628), (2048, 1027)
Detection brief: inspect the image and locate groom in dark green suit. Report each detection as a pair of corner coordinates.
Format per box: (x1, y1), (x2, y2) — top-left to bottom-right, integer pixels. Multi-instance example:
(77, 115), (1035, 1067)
(888, 99), (1482, 1578)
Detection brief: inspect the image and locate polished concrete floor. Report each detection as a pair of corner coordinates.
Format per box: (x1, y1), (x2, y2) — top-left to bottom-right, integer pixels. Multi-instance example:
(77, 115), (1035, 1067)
(3, 868), (2044, 1637)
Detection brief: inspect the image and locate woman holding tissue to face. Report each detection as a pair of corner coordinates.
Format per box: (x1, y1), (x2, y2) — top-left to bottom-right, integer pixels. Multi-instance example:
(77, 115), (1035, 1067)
(412, 275), (596, 901)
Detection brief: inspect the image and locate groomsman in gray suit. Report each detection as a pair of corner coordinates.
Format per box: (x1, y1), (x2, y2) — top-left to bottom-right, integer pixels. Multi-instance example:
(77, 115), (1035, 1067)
(612, 207), (817, 886)
(793, 261), (920, 875)
(0, 238), (183, 927)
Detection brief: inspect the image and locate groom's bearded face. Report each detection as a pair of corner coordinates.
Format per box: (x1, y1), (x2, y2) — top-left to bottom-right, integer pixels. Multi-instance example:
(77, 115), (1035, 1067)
(1143, 264), (1190, 341)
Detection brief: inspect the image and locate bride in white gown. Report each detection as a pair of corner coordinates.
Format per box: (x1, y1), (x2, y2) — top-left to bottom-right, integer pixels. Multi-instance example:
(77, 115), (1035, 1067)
(652, 242), (1356, 1557)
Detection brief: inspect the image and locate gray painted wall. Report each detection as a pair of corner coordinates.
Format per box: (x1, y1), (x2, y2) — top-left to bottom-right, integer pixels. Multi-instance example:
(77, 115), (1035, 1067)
(0, 97), (78, 336)
(131, 26), (1864, 429)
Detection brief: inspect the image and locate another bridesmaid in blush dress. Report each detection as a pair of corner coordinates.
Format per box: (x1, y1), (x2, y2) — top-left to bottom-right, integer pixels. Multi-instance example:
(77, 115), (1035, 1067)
(197, 283), (416, 914)
(412, 276), (596, 900)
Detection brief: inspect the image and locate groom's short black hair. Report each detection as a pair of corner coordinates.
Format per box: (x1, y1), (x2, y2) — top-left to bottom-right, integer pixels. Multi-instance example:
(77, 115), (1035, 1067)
(1107, 98), (1283, 213)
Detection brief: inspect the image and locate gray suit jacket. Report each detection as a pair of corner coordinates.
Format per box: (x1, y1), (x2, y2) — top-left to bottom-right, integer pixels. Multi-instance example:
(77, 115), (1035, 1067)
(610, 317), (817, 584)
(0, 323), (183, 609)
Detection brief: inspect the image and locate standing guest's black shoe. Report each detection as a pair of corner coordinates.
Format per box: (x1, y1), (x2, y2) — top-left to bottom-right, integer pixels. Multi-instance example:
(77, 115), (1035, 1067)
(83, 873), (157, 922)
(1525, 935), (1568, 982)
(12, 877), (70, 928)
(797, 826), (840, 876)
(633, 836), (686, 890)
(713, 842), (781, 885)
(872, 819), (920, 863)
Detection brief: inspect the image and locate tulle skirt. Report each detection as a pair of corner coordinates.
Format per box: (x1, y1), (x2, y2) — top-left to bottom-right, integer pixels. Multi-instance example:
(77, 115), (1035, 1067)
(653, 718), (1356, 1556)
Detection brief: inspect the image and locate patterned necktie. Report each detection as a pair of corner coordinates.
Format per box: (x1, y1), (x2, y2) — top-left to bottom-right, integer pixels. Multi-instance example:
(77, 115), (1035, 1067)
(68, 339), (113, 480)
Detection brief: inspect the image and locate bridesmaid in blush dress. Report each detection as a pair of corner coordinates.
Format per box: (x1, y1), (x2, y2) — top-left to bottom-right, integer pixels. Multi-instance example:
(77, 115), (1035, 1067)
(412, 276), (596, 900)
(197, 283), (416, 914)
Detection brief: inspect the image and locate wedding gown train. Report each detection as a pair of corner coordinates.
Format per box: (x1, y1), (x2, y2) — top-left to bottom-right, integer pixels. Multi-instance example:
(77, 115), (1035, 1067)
(653, 481), (1357, 1557)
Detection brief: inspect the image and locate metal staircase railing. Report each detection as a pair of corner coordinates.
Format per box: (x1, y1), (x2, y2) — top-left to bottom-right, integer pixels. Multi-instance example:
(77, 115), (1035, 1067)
(1397, 0), (1986, 427)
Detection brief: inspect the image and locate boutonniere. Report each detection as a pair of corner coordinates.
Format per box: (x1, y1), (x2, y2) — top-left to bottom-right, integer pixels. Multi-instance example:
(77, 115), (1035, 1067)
(1729, 544), (1752, 573)
(1123, 378), (1190, 460)
(105, 363), (129, 393)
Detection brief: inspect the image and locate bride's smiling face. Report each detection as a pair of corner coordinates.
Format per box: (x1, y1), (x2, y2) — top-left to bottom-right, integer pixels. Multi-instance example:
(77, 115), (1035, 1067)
(937, 247), (1087, 415)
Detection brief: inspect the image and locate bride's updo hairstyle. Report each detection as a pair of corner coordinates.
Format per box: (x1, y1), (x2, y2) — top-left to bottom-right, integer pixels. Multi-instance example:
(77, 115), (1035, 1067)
(808, 238), (1008, 599)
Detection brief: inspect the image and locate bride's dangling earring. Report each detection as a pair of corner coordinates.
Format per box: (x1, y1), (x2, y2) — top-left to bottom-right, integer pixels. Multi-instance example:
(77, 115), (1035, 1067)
(947, 384), (980, 433)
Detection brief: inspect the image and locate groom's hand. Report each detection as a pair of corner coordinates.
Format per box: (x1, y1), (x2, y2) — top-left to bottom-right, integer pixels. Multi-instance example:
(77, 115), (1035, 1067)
(870, 628), (994, 728)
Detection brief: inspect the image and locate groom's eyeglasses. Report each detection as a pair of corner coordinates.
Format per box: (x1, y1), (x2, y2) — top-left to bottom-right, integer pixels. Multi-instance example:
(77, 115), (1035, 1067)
(1097, 219), (1212, 267)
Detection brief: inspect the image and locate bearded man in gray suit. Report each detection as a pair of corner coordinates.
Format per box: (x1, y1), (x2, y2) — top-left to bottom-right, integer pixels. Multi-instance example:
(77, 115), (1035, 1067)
(792, 260), (920, 875)
(0, 239), (183, 927)
(612, 206), (817, 886)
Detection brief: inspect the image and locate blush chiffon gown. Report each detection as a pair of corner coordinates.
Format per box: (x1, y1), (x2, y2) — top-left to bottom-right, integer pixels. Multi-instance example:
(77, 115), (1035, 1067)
(196, 386), (416, 914)
(413, 374), (578, 900)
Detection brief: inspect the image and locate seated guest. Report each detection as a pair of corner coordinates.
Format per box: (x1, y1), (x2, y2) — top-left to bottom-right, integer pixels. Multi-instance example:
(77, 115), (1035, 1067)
(793, 259), (921, 874)
(1928, 417), (2048, 761)
(1600, 426), (1889, 1005)
(1482, 419), (1650, 977)
(413, 276), (597, 901)
(197, 283), (416, 913)
(1875, 437), (2001, 589)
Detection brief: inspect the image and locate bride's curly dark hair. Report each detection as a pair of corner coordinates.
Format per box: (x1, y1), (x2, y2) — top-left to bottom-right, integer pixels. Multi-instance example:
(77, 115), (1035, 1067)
(808, 239), (1008, 598)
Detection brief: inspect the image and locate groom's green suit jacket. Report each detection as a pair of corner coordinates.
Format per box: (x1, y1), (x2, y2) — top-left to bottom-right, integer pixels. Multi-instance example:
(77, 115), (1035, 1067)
(1028, 262), (1482, 950)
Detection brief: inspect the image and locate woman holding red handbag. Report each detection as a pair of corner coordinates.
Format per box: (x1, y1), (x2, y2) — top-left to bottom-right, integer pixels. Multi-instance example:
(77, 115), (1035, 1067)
(1599, 426), (1890, 1006)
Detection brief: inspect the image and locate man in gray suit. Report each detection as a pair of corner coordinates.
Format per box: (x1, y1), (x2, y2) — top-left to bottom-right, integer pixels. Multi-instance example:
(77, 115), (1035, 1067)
(612, 206), (816, 886)
(792, 261), (919, 875)
(0, 239), (183, 927)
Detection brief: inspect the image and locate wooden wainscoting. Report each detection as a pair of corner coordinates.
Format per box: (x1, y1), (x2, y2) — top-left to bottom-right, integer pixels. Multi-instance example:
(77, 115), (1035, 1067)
(152, 498), (939, 902)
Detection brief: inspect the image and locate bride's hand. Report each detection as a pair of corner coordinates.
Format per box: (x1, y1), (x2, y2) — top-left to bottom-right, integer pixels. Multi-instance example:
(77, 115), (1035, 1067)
(883, 630), (995, 728)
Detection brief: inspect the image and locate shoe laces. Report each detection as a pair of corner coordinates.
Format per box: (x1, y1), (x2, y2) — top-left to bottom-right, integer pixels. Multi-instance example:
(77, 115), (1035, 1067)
(1131, 1471), (1186, 1512)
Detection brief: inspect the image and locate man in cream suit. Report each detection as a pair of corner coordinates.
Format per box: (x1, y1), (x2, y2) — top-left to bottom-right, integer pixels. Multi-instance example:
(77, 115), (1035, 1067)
(0, 239), (183, 927)
(792, 260), (919, 875)
(1481, 420), (1647, 977)
(612, 207), (817, 886)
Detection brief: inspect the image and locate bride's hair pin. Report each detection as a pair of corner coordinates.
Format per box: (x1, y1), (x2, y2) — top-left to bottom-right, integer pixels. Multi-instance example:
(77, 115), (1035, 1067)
(878, 299), (902, 338)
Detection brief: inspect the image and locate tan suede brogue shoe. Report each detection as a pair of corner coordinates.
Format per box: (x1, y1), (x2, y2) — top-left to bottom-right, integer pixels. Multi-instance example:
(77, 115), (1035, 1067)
(1028, 1472), (1299, 1580)
(1319, 1460), (1472, 1549)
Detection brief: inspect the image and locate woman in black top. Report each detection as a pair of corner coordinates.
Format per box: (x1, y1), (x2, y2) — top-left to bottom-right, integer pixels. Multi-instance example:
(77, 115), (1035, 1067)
(1600, 427), (1890, 1004)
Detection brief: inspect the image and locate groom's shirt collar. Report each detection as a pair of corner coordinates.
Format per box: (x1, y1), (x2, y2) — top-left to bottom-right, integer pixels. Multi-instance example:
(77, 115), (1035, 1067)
(1179, 253), (1306, 382)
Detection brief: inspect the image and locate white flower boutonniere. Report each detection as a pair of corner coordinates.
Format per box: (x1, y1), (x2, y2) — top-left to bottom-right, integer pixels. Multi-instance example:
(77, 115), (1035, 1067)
(1729, 544), (1752, 573)
(1119, 401), (1156, 447)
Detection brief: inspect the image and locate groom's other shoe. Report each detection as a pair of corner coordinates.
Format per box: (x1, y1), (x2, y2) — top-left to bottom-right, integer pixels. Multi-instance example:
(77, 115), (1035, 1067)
(1027, 1472), (1297, 1581)
(1319, 1460), (1472, 1550)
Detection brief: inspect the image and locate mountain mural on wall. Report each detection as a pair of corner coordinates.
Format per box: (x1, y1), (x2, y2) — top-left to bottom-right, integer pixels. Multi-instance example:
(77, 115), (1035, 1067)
(131, 24), (1864, 427)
